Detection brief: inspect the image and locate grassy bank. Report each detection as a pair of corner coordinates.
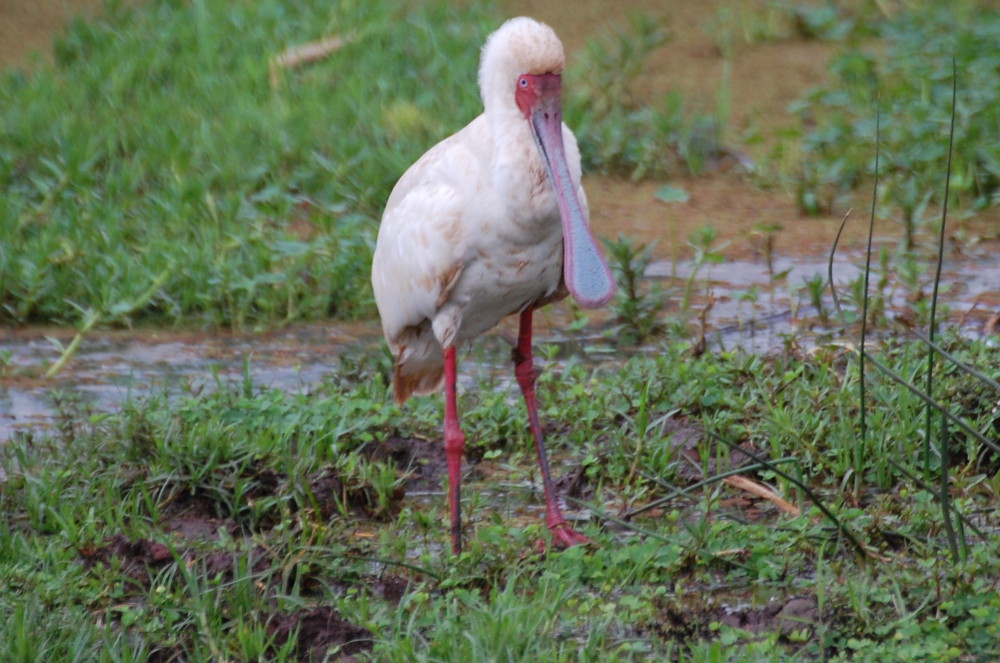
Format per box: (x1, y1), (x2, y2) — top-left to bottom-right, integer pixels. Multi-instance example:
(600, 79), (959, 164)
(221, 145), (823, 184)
(4, 1), (998, 331)
(1, 0), (497, 328)
(0, 0), (721, 331)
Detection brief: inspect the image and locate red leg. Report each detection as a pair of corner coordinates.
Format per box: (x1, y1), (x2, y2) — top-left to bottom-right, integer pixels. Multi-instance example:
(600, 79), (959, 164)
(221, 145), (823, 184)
(514, 308), (591, 548)
(443, 345), (466, 554)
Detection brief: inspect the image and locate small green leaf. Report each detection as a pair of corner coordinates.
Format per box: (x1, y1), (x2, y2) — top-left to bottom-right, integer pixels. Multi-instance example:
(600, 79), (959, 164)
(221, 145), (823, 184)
(654, 185), (690, 203)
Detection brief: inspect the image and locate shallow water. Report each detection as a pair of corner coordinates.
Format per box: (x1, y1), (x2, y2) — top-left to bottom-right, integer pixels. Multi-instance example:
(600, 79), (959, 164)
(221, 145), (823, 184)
(0, 324), (379, 441)
(2, 248), (996, 441)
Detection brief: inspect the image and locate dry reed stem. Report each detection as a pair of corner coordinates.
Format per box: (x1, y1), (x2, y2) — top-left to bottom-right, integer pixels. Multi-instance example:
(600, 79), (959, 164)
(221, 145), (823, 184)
(270, 35), (350, 89)
(723, 475), (801, 517)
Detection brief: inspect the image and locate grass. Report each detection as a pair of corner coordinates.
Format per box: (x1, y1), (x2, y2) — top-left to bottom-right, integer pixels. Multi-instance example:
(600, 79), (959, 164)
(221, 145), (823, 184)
(565, 13), (724, 180)
(784, 2), (1000, 238)
(2, 2), (998, 334)
(2, 332), (999, 661)
(0, 1), (723, 333)
(1, 0), (496, 329)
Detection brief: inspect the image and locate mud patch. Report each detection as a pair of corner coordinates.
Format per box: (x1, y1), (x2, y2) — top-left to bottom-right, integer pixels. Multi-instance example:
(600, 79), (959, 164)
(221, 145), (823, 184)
(159, 485), (242, 530)
(143, 450), (409, 530)
(554, 465), (589, 499)
(79, 533), (379, 662)
(268, 606), (374, 662)
(79, 535), (174, 587)
(79, 534), (272, 587)
(719, 596), (820, 639)
(654, 594), (821, 648)
(307, 464), (406, 522)
(659, 417), (755, 483)
(359, 435), (447, 493)
(163, 513), (236, 540)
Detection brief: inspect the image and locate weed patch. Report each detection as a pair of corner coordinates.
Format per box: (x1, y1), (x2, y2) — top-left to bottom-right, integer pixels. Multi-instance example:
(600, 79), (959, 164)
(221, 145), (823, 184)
(3, 335), (999, 660)
(788, 4), (1000, 234)
(0, 0), (497, 329)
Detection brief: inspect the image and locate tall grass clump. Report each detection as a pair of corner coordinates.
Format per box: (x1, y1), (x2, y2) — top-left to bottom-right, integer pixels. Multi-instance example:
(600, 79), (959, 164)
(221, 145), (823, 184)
(0, 0), (496, 328)
(789, 4), (1000, 238)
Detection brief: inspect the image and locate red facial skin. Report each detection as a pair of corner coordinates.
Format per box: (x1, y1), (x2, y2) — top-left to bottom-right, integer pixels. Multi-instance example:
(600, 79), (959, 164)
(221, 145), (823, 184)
(515, 73), (562, 120)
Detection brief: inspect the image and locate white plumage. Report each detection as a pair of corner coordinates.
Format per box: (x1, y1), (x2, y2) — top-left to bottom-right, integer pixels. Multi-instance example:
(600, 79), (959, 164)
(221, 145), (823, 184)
(370, 16), (614, 553)
(372, 17), (607, 403)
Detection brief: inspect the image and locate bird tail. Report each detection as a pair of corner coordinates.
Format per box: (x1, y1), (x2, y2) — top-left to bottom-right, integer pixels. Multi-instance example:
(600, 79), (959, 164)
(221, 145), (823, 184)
(391, 334), (445, 404)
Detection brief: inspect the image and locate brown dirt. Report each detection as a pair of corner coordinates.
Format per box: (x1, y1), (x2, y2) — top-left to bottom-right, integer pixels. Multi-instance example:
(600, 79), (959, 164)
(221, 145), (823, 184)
(68, 438), (442, 661)
(77, 472), (405, 662)
(509, 0), (837, 144)
(586, 171), (907, 261)
(79, 534), (272, 588)
(506, 0), (845, 260)
(0, 0), (105, 67)
(267, 606), (374, 662)
(654, 416), (755, 484)
(79, 528), (381, 662)
(359, 434), (448, 493)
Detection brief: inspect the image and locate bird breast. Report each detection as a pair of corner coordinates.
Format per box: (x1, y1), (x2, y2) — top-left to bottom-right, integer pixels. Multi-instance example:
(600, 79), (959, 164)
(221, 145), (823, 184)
(441, 178), (566, 344)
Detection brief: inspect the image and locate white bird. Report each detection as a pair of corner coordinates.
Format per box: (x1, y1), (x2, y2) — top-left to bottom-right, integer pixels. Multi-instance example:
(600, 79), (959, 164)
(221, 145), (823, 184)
(371, 16), (615, 554)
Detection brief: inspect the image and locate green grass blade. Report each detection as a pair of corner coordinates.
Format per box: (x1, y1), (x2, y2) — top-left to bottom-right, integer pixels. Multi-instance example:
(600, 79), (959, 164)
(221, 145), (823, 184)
(924, 60), (958, 480)
(856, 95), (881, 497)
(866, 353), (1000, 457)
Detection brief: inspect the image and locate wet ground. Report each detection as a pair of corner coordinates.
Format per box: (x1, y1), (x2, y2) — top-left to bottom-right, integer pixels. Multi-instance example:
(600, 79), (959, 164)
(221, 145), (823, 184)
(0, 323), (377, 440)
(69, 420), (820, 661)
(0, 0), (105, 67)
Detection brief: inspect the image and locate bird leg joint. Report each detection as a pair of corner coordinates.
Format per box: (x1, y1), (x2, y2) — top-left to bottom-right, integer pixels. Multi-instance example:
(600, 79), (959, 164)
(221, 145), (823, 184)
(444, 422), (466, 457)
(512, 347), (536, 395)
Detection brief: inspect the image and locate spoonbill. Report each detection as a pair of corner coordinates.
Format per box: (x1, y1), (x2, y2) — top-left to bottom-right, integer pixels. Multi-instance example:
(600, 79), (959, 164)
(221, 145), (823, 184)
(371, 17), (615, 554)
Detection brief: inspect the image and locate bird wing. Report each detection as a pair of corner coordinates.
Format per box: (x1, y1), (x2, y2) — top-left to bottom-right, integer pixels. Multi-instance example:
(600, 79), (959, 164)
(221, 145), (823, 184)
(372, 134), (482, 342)
(371, 120), (488, 400)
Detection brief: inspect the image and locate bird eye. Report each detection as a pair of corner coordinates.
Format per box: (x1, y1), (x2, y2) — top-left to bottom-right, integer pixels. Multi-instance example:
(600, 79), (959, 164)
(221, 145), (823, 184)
(518, 76), (529, 88)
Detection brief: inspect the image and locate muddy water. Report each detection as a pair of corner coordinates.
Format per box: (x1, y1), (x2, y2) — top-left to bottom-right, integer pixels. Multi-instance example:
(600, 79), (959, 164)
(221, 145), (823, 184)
(0, 324), (381, 440)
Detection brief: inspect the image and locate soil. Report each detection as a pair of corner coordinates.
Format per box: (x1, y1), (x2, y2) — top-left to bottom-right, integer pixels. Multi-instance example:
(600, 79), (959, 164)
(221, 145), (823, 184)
(510, 0), (1000, 259)
(73, 436), (440, 660)
(81, 531), (376, 662)
(359, 434), (449, 493)
(654, 593), (822, 648)
(0, 0), (104, 67)
(267, 606), (374, 662)
(510, 0), (836, 153)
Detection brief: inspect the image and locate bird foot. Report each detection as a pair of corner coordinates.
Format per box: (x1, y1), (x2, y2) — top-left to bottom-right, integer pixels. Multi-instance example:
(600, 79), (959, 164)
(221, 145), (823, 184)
(548, 521), (592, 549)
(530, 522), (591, 556)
